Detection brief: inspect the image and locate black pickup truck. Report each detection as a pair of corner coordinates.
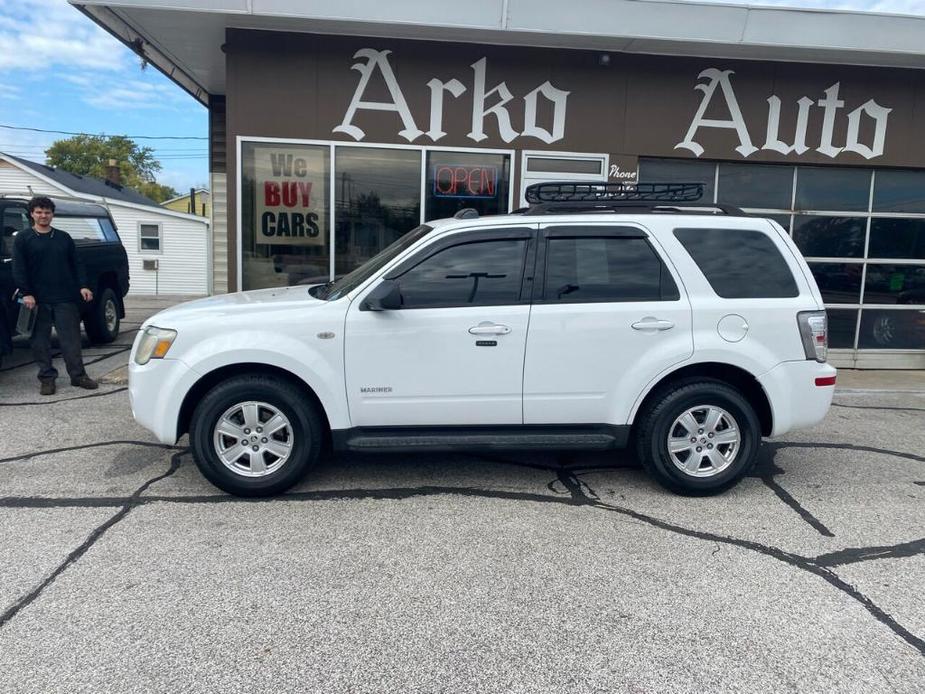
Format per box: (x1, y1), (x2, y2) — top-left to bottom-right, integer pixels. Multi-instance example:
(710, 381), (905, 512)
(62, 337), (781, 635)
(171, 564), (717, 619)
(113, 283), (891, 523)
(1, 197), (130, 366)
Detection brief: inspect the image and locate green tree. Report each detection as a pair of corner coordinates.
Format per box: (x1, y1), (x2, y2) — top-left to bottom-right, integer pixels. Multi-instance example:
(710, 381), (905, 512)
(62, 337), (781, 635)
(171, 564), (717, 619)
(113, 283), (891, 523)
(45, 134), (178, 203)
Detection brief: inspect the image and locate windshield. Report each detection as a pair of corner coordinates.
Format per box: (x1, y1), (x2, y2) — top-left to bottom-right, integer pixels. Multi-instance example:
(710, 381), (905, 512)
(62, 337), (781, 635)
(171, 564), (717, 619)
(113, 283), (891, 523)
(313, 224), (433, 301)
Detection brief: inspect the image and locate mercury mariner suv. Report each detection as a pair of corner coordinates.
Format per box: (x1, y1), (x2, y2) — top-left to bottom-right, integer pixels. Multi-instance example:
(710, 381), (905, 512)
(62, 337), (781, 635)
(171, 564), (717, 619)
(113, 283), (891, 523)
(129, 182), (835, 497)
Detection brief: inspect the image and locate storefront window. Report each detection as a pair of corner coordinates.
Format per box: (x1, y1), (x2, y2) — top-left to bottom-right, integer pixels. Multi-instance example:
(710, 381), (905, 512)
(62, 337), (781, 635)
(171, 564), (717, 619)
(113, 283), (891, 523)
(827, 309), (858, 349)
(868, 218), (925, 259)
(859, 309), (925, 349)
(807, 263), (863, 304)
(795, 167), (870, 212)
(639, 159), (716, 204)
(241, 141), (330, 289)
(719, 163), (793, 209)
(425, 151), (510, 221)
(792, 216), (866, 258)
(334, 147), (421, 276)
(863, 264), (925, 305)
(872, 170), (925, 213)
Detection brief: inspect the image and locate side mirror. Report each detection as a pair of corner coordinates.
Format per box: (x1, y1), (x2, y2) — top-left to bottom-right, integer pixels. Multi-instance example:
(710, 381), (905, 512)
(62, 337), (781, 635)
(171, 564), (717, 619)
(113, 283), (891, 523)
(361, 279), (402, 311)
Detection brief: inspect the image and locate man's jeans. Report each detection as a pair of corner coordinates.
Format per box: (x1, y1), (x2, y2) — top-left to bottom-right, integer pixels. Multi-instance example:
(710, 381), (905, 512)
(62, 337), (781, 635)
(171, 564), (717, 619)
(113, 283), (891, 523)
(31, 302), (87, 381)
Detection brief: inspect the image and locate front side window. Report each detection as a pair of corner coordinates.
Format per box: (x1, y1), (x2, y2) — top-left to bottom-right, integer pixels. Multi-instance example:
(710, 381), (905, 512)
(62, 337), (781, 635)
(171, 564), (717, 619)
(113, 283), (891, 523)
(2, 207), (29, 257)
(396, 239), (527, 309)
(674, 227), (799, 299)
(543, 235), (677, 303)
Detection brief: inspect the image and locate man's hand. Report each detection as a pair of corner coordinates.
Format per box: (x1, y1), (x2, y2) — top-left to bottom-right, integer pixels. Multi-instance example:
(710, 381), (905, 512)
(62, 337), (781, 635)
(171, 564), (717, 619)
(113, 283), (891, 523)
(22, 295), (36, 310)
(80, 288), (93, 302)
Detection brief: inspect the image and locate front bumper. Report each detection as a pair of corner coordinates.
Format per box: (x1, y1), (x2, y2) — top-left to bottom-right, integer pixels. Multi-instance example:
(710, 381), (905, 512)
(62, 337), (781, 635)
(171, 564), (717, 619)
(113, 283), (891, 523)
(758, 360), (837, 437)
(128, 356), (199, 444)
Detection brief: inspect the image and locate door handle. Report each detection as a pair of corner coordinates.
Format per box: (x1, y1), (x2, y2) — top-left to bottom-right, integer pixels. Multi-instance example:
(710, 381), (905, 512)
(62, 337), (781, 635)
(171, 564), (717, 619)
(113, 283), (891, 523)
(632, 318), (675, 332)
(469, 322), (512, 335)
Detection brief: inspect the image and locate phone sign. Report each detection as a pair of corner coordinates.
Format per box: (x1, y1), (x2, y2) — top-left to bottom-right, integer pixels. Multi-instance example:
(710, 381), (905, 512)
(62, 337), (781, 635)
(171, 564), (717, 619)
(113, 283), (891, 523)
(433, 165), (498, 199)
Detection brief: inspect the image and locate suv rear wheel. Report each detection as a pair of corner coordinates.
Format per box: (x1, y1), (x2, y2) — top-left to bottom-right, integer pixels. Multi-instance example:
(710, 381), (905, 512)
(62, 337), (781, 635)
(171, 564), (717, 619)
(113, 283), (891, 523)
(190, 375), (322, 496)
(636, 380), (761, 495)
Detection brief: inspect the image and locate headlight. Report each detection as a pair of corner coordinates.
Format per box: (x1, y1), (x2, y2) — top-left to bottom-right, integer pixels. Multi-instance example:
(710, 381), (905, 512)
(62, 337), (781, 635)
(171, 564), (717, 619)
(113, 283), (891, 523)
(135, 326), (177, 365)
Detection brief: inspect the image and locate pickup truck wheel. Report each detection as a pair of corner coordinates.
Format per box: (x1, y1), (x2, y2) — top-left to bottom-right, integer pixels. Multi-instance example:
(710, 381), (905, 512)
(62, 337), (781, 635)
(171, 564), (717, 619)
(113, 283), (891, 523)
(84, 287), (120, 344)
(190, 375), (322, 497)
(636, 381), (760, 495)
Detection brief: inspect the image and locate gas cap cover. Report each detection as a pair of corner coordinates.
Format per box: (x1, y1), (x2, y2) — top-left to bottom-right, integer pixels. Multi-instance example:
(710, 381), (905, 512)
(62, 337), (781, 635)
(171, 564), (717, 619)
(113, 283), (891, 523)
(718, 314), (749, 343)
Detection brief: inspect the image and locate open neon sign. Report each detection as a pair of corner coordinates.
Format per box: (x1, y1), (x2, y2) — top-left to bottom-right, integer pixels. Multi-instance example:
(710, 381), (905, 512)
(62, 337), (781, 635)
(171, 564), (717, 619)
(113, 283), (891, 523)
(433, 165), (498, 199)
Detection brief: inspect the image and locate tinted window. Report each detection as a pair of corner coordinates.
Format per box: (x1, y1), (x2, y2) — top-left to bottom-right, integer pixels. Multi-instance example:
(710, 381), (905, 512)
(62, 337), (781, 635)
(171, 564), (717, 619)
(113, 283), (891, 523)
(2, 207), (29, 257)
(827, 309), (858, 349)
(397, 239), (526, 308)
(674, 227), (799, 298)
(795, 167), (870, 212)
(807, 263), (863, 303)
(718, 163), (793, 209)
(863, 264), (925, 305)
(792, 216), (866, 258)
(859, 309), (925, 349)
(544, 236), (676, 303)
(872, 170), (925, 213)
(868, 218), (925, 260)
(639, 158), (715, 204)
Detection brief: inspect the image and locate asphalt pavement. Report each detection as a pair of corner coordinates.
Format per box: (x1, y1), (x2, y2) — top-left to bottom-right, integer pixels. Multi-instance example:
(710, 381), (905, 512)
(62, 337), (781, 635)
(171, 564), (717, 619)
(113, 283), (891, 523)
(0, 295), (923, 693)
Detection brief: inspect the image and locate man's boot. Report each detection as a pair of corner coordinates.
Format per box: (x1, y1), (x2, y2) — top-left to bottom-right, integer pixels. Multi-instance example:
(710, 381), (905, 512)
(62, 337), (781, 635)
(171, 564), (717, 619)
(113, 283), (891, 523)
(71, 375), (98, 390)
(40, 379), (56, 396)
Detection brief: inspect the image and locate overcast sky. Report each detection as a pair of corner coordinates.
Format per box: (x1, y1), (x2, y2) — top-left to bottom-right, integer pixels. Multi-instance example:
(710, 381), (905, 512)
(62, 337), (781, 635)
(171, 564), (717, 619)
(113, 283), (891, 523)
(2, 0), (925, 193)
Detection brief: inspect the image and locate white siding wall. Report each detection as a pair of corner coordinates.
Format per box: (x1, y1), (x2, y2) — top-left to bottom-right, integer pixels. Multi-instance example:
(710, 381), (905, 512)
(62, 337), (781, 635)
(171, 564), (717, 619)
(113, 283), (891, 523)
(0, 161), (60, 195)
(211, 172), (228, 293)
(110, 204), (209, 296)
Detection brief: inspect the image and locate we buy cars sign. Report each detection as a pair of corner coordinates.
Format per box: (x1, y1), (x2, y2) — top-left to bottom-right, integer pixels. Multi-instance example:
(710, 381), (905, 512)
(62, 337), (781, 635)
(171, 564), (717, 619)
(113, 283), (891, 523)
(254, 145), (327, 246)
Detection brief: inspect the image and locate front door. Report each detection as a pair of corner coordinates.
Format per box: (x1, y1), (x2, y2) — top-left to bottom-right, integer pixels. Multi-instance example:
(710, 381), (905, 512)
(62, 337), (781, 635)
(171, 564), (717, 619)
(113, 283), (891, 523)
(345, 227), (537, 427)
(523, 223), (693, 425)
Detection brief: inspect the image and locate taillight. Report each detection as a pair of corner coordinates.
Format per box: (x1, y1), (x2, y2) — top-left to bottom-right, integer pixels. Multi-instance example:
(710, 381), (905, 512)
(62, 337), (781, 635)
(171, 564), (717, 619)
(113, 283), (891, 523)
(797, 311), (828, 363)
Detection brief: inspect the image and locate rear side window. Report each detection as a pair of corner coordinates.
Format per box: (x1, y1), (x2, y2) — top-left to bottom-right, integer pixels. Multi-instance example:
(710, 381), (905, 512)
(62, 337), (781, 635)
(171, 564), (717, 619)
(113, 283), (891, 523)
(674, 227), (799, 298)
(543, 236), (679, 303)
(53, 217), (108, 243)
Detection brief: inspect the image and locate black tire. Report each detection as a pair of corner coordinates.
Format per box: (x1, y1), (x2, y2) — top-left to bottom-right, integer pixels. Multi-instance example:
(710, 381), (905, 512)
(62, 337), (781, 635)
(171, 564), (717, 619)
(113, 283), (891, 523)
(84, 287), (120, 344)
(190, 375), (323, 497)
(635, 380), (761, 496)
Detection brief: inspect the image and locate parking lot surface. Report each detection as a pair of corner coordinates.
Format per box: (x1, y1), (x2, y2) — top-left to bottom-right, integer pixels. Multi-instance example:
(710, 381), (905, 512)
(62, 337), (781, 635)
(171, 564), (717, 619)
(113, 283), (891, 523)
(0, 296), (923, 693)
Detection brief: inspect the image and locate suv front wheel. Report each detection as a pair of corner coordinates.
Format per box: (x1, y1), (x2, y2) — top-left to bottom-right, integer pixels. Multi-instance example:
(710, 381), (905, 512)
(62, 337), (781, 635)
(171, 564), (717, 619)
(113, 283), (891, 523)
(636, 381), (761, 495)
(190, 375), (322, 496)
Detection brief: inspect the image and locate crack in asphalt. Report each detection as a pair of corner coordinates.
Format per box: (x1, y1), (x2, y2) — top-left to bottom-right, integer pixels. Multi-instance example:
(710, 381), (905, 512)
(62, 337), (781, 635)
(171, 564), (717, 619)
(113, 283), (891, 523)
(0, 440), (181, 465)
(815, 538), (925, 567)
(0, 450), (184, 629)
(832, 402), (925, 413)
(0, 439), (923, 656)
(754, 444), (835, 538)
(0, 387), (127, 407)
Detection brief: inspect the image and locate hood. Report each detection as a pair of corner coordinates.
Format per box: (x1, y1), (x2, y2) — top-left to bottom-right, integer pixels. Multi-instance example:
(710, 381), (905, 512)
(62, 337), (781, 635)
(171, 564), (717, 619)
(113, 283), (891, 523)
(142, 286), (328, 328)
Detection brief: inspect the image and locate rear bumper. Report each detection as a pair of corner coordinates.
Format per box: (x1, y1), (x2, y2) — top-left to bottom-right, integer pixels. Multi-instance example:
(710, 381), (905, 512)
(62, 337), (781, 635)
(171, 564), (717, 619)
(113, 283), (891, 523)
(759, 360), (837, 437)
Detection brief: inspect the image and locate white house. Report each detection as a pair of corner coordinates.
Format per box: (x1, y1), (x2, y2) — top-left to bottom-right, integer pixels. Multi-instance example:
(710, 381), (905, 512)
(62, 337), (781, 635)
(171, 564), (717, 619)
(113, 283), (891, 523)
(0, 153), (210, 296)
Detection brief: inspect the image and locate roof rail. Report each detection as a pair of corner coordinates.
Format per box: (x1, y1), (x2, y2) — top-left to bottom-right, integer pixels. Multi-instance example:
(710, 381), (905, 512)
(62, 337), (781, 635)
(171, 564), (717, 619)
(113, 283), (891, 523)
(521, 181), (745, 216)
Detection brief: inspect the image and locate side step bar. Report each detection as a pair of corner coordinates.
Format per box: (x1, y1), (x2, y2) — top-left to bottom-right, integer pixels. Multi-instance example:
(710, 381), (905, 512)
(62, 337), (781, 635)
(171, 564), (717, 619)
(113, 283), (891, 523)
(333, 425), (631, 454)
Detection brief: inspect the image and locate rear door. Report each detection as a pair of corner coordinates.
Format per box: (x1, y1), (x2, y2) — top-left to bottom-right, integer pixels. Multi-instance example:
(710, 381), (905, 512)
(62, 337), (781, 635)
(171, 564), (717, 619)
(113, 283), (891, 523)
(522, 223), (693, 425)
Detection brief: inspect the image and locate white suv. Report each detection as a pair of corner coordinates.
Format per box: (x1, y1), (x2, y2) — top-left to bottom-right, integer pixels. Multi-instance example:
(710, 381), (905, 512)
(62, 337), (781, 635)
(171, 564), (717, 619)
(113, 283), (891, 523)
(129, 182), (835, 497)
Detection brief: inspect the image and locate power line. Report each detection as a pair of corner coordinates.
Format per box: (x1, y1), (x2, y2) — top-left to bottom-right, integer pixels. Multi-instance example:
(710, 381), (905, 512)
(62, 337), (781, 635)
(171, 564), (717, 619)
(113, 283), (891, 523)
(0, 123), (207, 140)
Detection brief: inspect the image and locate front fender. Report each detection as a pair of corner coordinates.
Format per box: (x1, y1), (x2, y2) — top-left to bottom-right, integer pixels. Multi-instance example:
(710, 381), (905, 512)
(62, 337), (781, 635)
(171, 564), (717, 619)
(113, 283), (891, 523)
(180, 330), (349, 430)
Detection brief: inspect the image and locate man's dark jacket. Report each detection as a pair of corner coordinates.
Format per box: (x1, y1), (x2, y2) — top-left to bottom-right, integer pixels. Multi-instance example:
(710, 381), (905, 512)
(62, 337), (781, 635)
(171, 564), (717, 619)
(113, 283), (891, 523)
(12, 227), (87, 304)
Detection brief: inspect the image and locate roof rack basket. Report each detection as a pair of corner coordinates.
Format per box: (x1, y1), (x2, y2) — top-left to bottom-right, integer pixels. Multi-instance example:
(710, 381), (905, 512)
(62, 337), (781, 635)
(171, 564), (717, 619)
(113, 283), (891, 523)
(525, 181), (704, 204)
(521, 181), (744, 216)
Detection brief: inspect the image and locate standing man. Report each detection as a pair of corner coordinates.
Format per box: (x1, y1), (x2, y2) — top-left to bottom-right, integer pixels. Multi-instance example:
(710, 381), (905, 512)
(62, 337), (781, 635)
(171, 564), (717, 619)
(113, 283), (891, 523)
(11, 196), (98, 395)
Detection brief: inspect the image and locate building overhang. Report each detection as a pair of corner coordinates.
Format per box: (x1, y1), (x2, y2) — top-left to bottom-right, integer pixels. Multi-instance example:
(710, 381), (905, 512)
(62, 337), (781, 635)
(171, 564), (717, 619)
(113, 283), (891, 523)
(72, 0), (925, 107)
